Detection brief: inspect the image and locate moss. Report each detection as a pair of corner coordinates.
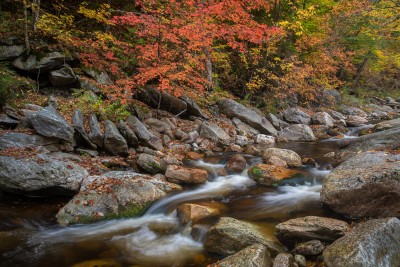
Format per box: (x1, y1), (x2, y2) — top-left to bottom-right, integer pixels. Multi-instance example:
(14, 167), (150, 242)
(250, 166), (263, 178)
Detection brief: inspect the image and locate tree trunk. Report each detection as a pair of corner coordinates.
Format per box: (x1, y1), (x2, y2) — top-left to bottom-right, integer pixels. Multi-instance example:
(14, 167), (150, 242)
(23, 0), (30, 55)
(203, 47), (213, 90)
(31, 0), (40, 32)
(353, 51), (372, 83)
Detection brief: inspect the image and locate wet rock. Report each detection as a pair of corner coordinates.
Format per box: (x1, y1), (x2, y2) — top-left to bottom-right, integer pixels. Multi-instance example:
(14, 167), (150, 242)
(278, 124), (316, 142)
(204, 217), (285, 257)
(49, 65), (78, 87)
(73, 109), (97, 149)
(12, 52), (72, 74)
(56, 171), (181, 225)
(248, 164), (300, 186)
(0, 132), (72, 152)
(323, 217), (400, 267)
(118, 120), (139, 147)
(275, 216), (348, 246)
(177, 203), (222, 224)
(339, 105), (367, 117)
(267, 113), (289, 130)
(321, 151), (400, 218)
(0, 114), (19, 128)
(273, 253), (294, 267)
(103, 120), (129, 156)
(266, 156), (288, 167)
(231, 117), (260, 136)
(255, 134), (275, 144)
(31, 106), (74, 142)
(0, 153), (88, 196)
(136, 153), (163, 174)
(282, 107), (311, 125)
(346, 115), (368, 127)
(126, 116), (163, 151)
(218, 98), (277, 136)
(226, 154), (247, 173)
(292, 240), (325, 256)
(88, 114), (104, 148)
(262, 148), (302, 167)
(209, 244), (272, 267)
(165, 165), (208, 184)
(0, 44), (24, 60)
(199, 121), (230, 144)
(374, 117), (400, 131)
(312, 112), (334, 127)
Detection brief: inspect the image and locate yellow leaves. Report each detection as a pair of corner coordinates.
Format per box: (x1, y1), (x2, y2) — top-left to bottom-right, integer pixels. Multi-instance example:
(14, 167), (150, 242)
(36, 13), (76, 44)
(78, 2), (111, 24)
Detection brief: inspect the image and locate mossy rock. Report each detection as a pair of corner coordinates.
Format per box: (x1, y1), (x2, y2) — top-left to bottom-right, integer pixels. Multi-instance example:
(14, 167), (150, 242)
(248, 164), (301, 186)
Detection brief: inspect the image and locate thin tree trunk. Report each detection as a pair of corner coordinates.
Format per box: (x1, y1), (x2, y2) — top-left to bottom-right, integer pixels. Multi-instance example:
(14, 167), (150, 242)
(23, 0), (30, 55)
(203, 47), (213, 90)
(31, 0), (40, 32)
(353, 51), (372, 83)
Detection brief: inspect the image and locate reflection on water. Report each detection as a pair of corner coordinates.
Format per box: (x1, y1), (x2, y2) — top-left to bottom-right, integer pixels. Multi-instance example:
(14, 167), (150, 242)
(0, 141), (340, 267)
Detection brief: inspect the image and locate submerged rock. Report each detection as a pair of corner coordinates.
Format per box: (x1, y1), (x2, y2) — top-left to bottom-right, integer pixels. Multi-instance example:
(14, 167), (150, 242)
(56, 171), (181, 225)
(204, 217), (285, 257)
(208, 244), (272, 267)
(321, 151), (400, 218)
(323, 217), (400, 267)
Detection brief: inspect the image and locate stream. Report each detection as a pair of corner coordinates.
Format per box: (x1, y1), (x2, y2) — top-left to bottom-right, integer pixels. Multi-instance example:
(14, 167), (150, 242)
(0, 139), (347, 267)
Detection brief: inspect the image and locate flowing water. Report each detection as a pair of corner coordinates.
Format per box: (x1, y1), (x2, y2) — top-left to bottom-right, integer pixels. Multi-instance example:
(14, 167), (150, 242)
(0, 141), (342, 267)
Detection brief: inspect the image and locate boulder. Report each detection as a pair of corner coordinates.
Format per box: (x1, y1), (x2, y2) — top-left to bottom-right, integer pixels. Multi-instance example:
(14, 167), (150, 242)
(278, 124), (316, 142)
(292, 240), (325, 256)
(177, 203), (222, 224)
(49, 65), (78, 87)
(374, 118), (400, 131)
(0, 153), (88, 196)
(266, 156), (288, 167)
(56, 171), (181, 225)
(346, 115), (368, 127)
(88, 114), (104, 148)
(103, 120), (129, 156)
(312, 112), (334, 127)
(231, 117), (260, 136)
(321, 151), (400, 218)
(30, 106), (74, 142)
(136, 153), (163, 174)
(204, 217), (285, 257)
(273, 253), (294, 267)
(199, 121), (231, 143)
(83, 68), (113, 85)
(255, 134), (275, 145)
(326, 110), (346, 120)
(275, 216), (348, 246)
(323, 217), (400, 267)
(266, 113), (289, 130)
(126, 116), (163, 151)
(0, 114), (19, 128)
(179, 95), (209, 119)
(262, 148), (302, 167)
(208, 244), (272, 267)
(118, 120), (139, 147)
(339, 105), (367, 117)
(165, 165), (208, 184)
(282, 107), (312, 125)
(0, 44), (24, 60)
(73, 109), (97, 149)
(0, 132), (72, 152)
(12, 52), (72, 74)
(248, 164), (300, 186)
(226, 154), (247, 173)
(218, 98), (277, 136)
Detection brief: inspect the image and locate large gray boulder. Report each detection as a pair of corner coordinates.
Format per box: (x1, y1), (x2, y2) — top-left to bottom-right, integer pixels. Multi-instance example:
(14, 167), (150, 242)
(262, 148), (302, 167)
(12, 52), (72, 74)
(179, 95), (209, 119)
(321, 151), (400, 218)
(275, 216), (348, 246)
(118, 120), (139, 147)
(199, 121), (231, 143)
(0, 114), (19, 128)
(282, 107), (311, 125)
(136, 87), (187, 115)
(232, 117), (260, 136)
(323, 217), (400, 267)
(218, 98), (277, 136)
(312, 112), (334, 127)
(278, 124), (316, 142)
(56, 171), (181, 225)
(73, 109), (97, 149)
(339, 105), (367, 117)
(49, 65), (78, 87)
(208, 244), (272, 267)
(88, 114), (104, 148)
(0, 153), (88, 196)
(126, 116), (163, 151)
(30, 106), (74, 142)
(204, 217), (285, 257)
(136, 153), (163, 174)
(374, 118), (400, 131)
(0, 132), (72, 152)
(103, 120), (129, 156)
(0, 44), (24, 60)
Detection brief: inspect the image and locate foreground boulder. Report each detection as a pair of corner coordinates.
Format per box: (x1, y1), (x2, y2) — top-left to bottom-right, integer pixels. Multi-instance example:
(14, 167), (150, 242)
(262, 148), (302, 167)
(248, 164), (300, 186)
(323, 217), (400, 267)
(56, 171), (181, 225)
(30, 106), (74, 142)
(209, 244), (272, 267)
(218, 98), (277, 136)
(278, 124), (316, 142)
(165, 165), (208, 184)
(204, 217), (285, 257)
(321, 151), (400, 218)
(275, 216), (348, 246)
(0, 153), (88, 196)
(0, 132), (72, 152)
